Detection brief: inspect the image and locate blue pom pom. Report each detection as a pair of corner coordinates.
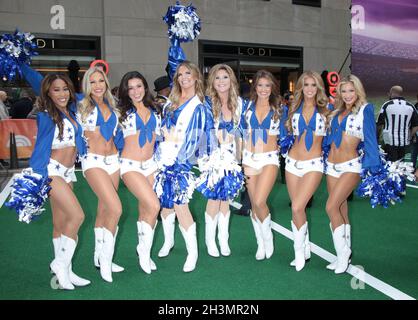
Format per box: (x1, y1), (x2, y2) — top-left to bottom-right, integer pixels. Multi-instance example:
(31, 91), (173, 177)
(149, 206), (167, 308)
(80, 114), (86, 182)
(279, 135), (295, 158)
(197, 169), (244, 201)
(163, 2), (201, 43)
(0, 29), (38, 81)
(5, 169), (51, 223)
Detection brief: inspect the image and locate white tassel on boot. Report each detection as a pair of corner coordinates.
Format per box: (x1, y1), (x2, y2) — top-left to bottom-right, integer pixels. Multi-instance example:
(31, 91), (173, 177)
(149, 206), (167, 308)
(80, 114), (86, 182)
(137, 221), (157, 274)
(50, 235), (76, 290)
(94, 227), (124, 272)
(333, 224), (352, 274)
(53, 237), (90, 287)
(259, 214), (274, 259)
(326, 223), (351, 271)
(217, 211), (231, 256)
(158, 212), (176, 257)
(205, 212), (220, 257)
(291, 221), (308, 271)
(99, 228), (115, 282)
(250, 213), (265, 260)
(179, 223), (198, 272)
(290, 222), (311, 267)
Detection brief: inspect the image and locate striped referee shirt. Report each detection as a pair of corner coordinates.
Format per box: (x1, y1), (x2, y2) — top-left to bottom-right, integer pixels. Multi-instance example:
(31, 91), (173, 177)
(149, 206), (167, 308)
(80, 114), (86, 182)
(377, 97), (418, 146)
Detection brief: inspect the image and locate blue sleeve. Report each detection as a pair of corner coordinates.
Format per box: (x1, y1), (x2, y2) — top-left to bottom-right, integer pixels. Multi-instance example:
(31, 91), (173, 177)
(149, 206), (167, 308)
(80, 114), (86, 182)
(178, 104), (207, 165)
(19, 63), (43, 96)
(203, 100), (216, 155)
(238, 98), (250, 137)
(29, 112), (55, 177)
(113, 126), (125, 153)
(362, 104), (381, 170)
(280, 105), (289, 137)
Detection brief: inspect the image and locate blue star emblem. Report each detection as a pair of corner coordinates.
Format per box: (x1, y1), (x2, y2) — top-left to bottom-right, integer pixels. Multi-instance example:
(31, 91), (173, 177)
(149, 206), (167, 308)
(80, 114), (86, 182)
(69, 135), (73, 140)
(357, 126), (361, 131)
(55, 164), (60, 170)
(88, 119), (94, 124)
(94, 156), (98, 160)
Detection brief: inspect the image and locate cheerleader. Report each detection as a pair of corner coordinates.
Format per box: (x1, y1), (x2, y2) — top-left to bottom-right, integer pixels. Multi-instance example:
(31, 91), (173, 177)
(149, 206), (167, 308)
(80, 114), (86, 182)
(116, 71), (160, 274)
(196, 64), (246, 257)
(324, 75), (380, 274)
(242, 70), (281, 261)
(8, 74), (89, 290)
(154, 61), (210, 272)
(281, 71), (331, 271)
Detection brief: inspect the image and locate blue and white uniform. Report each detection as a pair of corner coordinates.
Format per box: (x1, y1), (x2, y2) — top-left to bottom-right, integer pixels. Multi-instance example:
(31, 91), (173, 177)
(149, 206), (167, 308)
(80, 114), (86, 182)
(117, 106), (161, 177)
(78, 101), (121, 175)
(154, 95), (210, 208)
(31, 104), (87, 183)
(325, 103), (380, 177)
(242, 101), (280, 171)
(196, 97), (246, 201)
(281, 103), (328, 177)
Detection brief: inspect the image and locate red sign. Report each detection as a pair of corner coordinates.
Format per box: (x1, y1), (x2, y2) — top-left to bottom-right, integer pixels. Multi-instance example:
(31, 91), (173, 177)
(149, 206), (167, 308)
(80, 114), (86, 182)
(0, 119), (37, 159)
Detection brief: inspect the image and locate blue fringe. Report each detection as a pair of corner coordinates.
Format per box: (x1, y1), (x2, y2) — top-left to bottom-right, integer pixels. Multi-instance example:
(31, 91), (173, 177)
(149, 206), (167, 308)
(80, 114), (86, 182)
(154, 164), (196, 208)
(5, 171), (51, 223)
(0, 29), (38, 81)
(197, 170), (244, 201)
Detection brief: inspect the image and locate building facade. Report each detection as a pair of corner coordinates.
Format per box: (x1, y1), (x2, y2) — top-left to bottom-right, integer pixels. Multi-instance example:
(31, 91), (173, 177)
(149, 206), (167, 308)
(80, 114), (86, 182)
(0, 0), (351, 92)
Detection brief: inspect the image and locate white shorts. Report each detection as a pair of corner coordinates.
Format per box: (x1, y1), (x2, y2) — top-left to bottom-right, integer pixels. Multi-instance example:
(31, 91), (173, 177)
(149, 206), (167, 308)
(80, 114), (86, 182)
(47, 159), (76, 184)
(119, 157), (158, 177)
(81, 153), (120, 176)
(242, 150), (279, 171)
(285, 156), (324, 178)
(326, 157), (362, 178)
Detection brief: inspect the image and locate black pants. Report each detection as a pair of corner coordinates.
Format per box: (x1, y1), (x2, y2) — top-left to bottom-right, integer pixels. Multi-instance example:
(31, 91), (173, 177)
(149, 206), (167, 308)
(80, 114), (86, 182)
(384, 145), (407, 162)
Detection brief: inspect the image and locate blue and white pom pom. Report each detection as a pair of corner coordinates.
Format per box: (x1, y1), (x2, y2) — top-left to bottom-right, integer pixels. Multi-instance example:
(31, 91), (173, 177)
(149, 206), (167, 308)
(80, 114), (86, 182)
(0, 29), (38, 81)
(163, 1), (201, 43)
(5, 168), (51, 223)
(154, 163), (196, 208)
(197, 170), (244, 201)
(279, 134), (295, 158)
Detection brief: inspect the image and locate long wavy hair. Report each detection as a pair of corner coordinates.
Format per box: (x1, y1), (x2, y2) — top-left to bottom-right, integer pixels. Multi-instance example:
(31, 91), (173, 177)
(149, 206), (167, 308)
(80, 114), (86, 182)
(248, 69), (281, 121)
(206, 64), (240, 126)
(168, 61), (204, 111)
(117, 71), (156, 125)
(78, 67), (116, 121)
(36, 73), (76, 139)
(285, 70), (330, 132)
(331, 74), (367, 119)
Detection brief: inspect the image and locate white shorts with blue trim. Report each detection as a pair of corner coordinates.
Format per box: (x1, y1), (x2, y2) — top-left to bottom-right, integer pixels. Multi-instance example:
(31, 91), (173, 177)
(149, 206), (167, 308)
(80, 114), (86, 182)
(81, 153), (120, 176)
(285, 156), (324, 178)
(242, 150), (279, 171)
(48, 158), (76, 184)
(326, 157), (362, 178)
(119, 157), (158, 177)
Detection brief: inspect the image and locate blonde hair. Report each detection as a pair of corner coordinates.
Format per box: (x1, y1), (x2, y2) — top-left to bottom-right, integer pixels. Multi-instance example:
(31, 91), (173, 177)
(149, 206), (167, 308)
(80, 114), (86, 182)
(331, 74), (367, 118)
(248, 69), (281, 121)
(286, 70), (330, 132)
(168, 61), (204, 110)
(79, 67), (116, 121)
(206, 64), (240, 126)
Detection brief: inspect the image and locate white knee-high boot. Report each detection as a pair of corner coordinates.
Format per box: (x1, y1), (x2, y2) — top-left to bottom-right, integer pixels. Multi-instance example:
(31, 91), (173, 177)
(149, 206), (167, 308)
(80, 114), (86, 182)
(250, 213), (265, 260)
(53, 237), (90, 287)
(217, 211), (231, 256)
(332, 224), (352, 274)
(50, 235), (76, 290)
(99, 228), (115, 282)
(94, 227), (124, 272)
(158, 212), (176, 257)
(179, 223), (198, 272)
(326, 223), (351, 270)
(290, 222), (311, 266)
(137, 221), (157, 274)
(291, 221), (308, 271)
(259, 214), (274, 259)
(205, 212), (220, 257)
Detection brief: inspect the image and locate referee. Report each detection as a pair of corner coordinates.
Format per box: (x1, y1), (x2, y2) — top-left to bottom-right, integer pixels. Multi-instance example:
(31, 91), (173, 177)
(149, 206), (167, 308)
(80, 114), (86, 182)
(377, 86), (418, 161)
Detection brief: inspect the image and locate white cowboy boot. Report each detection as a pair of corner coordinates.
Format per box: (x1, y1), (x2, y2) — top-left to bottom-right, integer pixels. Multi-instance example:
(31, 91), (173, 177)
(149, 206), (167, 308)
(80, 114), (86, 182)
(137, 221), (157, 274)
(179, 223), (198, 272)
(333, 224), (352, 274)
(217, 211), (231, 256)
(259, 214), (274, 259)
(94, 227), (124, 272)
(291, 221), (308, 271)
(250, 213), (265, 260)
(326, 223), (351, 270)
(99, 228), (115, 282)
(158, 212), (176, 257)
(205, 212), (220, 257)
(290, 222), (311, 267)
(53, 237), (90, 287)
(50, 235), (76, 290)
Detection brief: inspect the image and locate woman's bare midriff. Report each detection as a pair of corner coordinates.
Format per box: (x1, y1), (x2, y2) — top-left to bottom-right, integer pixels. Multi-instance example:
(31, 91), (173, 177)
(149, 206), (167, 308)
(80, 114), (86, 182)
(288, 132), (323, 160)
(120, 132), (155, 161)
(244, 134), (278, 154)
(328, 133), (360, 164)
(50, 147), (77, 168)
(84, 127), (118, 155)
